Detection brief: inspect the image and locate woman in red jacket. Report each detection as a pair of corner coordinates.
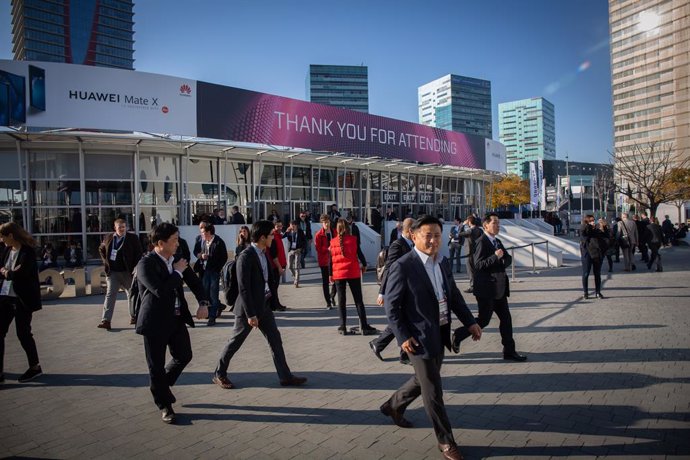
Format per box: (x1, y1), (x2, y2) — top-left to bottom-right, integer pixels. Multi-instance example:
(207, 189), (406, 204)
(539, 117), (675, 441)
(314, 214), (337, 309)
(329, 218), (377, 335)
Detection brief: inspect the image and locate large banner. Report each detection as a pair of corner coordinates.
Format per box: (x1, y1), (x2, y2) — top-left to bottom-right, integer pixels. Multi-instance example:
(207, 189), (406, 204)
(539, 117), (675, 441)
(529, 161), (539, 208)
(0, 60), (197, 135)
(196, 82), (488, 170)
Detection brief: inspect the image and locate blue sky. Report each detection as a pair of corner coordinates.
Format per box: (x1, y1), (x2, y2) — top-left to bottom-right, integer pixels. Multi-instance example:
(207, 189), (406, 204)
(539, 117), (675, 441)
(0, 0), (613, 163)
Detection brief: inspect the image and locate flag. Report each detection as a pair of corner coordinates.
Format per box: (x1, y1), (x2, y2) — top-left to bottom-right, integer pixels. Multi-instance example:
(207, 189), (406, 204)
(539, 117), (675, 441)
(529, 161), (539, 208)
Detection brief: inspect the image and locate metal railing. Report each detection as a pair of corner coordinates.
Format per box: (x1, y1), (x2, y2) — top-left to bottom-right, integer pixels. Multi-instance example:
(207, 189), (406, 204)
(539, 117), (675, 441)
(457, 240), (552, 282)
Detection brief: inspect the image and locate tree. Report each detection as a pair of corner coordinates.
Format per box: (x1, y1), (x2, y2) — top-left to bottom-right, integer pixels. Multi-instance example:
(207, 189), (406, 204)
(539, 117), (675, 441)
(593, 167), (615, 218)
(664, 167), (690, 224)
(487, 174), (530, 210)
(612, 141), (689, 219)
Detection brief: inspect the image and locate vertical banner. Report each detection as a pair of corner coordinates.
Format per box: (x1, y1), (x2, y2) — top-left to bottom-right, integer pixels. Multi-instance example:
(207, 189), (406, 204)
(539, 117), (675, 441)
(556, 175), (562, 209)
(529, 161), (539, 209)
(537, 159), (545, 210)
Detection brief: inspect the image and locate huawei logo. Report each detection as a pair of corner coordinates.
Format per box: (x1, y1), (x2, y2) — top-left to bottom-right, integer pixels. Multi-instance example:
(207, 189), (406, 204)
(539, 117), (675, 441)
(179, 84), (192, 96)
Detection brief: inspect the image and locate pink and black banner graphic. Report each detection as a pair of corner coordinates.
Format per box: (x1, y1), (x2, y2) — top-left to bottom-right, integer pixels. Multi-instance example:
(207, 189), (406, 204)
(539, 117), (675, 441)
(197, 82), (485, 168)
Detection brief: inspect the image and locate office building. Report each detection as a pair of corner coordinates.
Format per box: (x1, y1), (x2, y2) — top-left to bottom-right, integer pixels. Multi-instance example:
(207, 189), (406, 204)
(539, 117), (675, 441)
(10, 0), (135, 69)
(307, 64), (368, 113)
(418, 74), (492, 138)
(499, 97), (556, 178)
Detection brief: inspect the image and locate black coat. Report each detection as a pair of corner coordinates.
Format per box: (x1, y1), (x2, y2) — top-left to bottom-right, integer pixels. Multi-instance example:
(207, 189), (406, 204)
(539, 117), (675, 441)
(0, 245), (42, 312)
(193, 235), (228, 273)
(472, 234), (512, 300)
(99, 232), (143, 275)
(234, 247), (274, 319)
(135, 252), (206, 337)
(458, 226), (483, 269)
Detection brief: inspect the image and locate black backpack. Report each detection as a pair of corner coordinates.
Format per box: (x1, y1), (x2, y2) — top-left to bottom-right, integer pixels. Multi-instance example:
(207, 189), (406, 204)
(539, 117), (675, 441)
(221, 259), (239, 310)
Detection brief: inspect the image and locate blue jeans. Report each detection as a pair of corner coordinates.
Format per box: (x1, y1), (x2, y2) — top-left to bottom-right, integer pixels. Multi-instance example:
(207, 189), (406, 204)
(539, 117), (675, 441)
(202, 270), (221, 318)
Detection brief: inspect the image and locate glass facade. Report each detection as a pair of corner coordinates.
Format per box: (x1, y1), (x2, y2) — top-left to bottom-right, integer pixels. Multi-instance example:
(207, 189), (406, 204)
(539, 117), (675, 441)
(0, 139), (488, 262)
(308, 64), (369, 113)
(11, 0), (135, 70)
(418, 74), (493, 138)
(498, 97), (556, 178)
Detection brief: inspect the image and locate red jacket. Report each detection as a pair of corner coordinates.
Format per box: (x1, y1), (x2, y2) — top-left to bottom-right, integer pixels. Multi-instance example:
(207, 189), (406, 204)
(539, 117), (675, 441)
(270, 230), (287, 268)
(314, 227), (334, 267)
(329, 235), (361, 280)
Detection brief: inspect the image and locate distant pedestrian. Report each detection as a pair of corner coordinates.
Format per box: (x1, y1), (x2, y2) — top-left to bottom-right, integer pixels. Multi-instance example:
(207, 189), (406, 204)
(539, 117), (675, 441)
(617, 213), (638, 272)
(389, 221), (402, 246)
(328, 204), (341, 228)
(647, 217), (664, 272)
(235, 225), (251, 258)
(98, 218), (143, 330)
(193, 221), (228, 326)
(458, 215), (483, 293)
(268, 221), (287, 311)
(599, 218), (615, 273)
(0, 222), (43, 383)
(580, 215), (605, 299)
(447, 217), (464, 274)
(314, 214), (337, 309)
(63, 241), (84, 268)
(661, 215), (674, 246)
(285, 220), (306, 288)
(230, 206), (245, 225)
(298, 211), (312, 268)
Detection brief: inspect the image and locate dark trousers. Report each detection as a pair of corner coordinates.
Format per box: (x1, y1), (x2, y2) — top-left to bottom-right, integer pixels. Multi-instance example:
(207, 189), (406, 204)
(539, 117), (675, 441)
(582, 253), (602, 294)
(454, 296), (516, 352)
(0, 298), (39, 374)
(448, 243), (462, 273)
(201, 269), (221, 318)
(466, 259), (475, 289)
(269, 266), (283, 310)
(388, 352), (454, 445)
(648, 243), (662, 270)
(605, 254), (613, 272)
(319, 266), (337, 307)
(371, 326), (407, 360)
(215, 304), (291, 382)
(142, 318), (192, 410)
(638, 243), (649, 262)
(335, 278), (369, 328)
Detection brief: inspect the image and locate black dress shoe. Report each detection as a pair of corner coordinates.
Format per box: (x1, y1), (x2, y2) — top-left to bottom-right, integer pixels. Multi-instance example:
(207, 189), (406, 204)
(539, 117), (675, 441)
(439, 443), (464, 460)
(451, 330), (461, 354)
(380, 401), (413, 428)
(582, 293), (589, 300)
(399, 353), (411, 365)
(369, 340), (384, 361)
(361, 325), (379, 336)
(280, 375), (307, 386)
(463, 288), (473, 293)
(161, 405), (176, 424)
(337, 325), (347, 335)
(595, 292), (605, 299)
(503, 351), (527, 362)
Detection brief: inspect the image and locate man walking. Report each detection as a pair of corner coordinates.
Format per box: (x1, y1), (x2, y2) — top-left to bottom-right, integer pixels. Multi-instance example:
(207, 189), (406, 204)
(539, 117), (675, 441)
(452, 214), (527, 362)
(135, 223), (208, 424)
(372, 217), (414, 364)
(285, 220), (306, 288)
(617, 213), (638, 272)
(98, 218), (143, 330)
(447, 217), (463, 274)
(193, 221), (228, 326)
(382, 216), (481, 460)
(298, 211), (312, 269)
(212, 220), (307, 389)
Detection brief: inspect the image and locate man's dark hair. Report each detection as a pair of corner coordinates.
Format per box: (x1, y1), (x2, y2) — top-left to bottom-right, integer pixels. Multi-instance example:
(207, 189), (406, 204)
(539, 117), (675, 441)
(150, 222), (178, 245)
(466, 215), (478, 226)
(482, 213), (499, 226)
(412, 215), (442, 232)
(232, 205), (239, 212)
(290, 219), (299, 226)
(251, 220), (275, 243)
(199, 221), (215, 235)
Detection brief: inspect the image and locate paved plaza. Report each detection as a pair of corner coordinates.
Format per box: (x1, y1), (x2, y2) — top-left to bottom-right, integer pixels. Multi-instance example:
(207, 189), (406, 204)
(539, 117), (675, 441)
(1, 245), (689, 459)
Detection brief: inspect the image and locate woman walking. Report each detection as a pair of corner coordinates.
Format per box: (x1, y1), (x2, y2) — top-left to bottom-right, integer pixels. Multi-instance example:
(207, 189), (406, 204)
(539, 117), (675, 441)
(0, 222), (43, 383)
(599, 218), (615, 273)
(235, 225), (251, 258)
(329, 218), (377, 335)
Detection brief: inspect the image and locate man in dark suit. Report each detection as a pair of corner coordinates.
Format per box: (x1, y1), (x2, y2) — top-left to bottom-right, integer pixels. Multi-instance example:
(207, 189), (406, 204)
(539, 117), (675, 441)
(212, 220), (307, 389)
(193, 221), (228, 326)
(458, 216), (483, 293)
(389, 220), (402, 246)
(135, 223), (208, 424)
(285, 219), (307, 288)
(371, 217), (414, 364)
(383, 216), (481, 460)
(452, 214), (527, 362)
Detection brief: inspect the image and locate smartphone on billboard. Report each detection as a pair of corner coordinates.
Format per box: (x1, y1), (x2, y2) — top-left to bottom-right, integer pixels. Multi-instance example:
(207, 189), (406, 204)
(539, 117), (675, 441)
(29, 65), (46, 111)
(0, 82), (10, 126)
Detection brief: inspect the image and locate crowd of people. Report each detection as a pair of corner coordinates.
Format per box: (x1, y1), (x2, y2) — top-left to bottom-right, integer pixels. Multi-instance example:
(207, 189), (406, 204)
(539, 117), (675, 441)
(1, 205), (686, 460)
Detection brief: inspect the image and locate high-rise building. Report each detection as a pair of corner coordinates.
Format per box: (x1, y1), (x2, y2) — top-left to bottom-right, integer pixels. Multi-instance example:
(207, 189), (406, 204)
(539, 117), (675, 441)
(10, 0), (135, 70)
(307, 64), (368, 113)
(609, 0), (689, 158)
(418, 74), (492, 138)
(498, 97), (556, 178)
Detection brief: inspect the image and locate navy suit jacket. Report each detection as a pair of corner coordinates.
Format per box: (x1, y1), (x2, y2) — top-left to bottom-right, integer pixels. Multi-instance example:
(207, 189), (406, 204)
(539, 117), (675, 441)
(379, 237), (412, 295)
(384, 250), (477, 359)
(472, 234), (512, 300)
